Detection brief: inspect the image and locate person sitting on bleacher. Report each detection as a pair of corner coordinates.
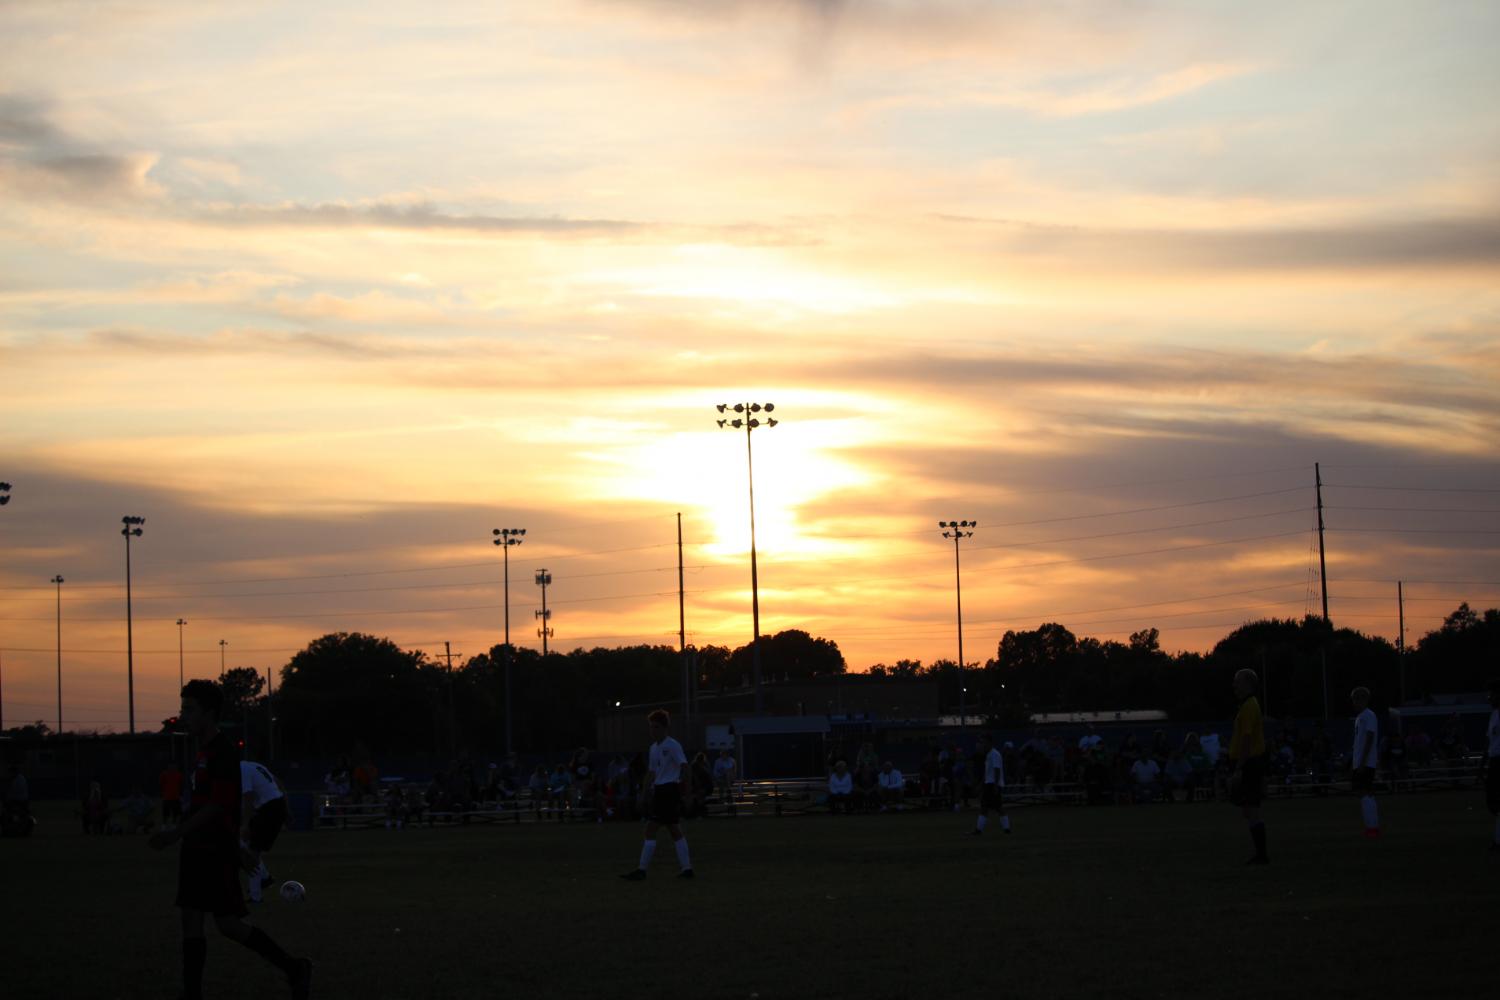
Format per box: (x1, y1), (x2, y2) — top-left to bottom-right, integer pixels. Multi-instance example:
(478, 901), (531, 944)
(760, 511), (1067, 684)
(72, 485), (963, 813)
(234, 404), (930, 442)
(1130, 756), (1162, 803)
(548, 763), (572, 814)
(1164, 750), (1195, 802)
(878, 761), (904, 811)
(828, 760), (854, 814)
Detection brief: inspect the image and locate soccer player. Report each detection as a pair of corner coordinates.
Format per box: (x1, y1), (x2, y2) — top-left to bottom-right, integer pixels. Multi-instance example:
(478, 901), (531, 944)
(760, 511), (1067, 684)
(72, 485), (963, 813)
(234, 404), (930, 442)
(1484, 681), (1499, 852)
(240, 759), (286, 904)
(149, 681), (312, 999)
(620, 708), (694, 880)
(970, 733), (1010, 835)
(1350, 687), (1381, 839)
(1228, 668), (1269, 865)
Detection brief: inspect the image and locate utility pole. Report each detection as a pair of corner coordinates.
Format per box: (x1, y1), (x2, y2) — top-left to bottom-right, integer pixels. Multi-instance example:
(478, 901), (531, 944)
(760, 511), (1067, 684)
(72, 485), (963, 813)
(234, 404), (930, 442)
(121, 516), (145, 734)
(1397, 580), (1406, 706)
(940, 521), (976, 729)
(535, 570), (553, 655)
(491, 527), (525, 755)
(716, 402), (778, 714)
(442, 640), (460, 754)
(176, 619), (188, 688)
(1315, 463), (1329, 623)
(53, 575), (64, 735)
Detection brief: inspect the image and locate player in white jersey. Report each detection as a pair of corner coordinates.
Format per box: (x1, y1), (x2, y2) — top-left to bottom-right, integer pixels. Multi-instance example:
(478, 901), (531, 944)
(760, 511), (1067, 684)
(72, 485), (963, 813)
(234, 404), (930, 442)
(621, 709), (694, 880)
(1485, 682), (1500, 852)
(239, 760), (286, 903)
(1350, 688), (1381, 839)
(969, 734), (1010, 835)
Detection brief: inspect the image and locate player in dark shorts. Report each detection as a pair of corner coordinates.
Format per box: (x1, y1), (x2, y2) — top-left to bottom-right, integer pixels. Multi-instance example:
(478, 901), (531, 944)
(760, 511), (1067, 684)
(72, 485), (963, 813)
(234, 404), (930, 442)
(149, 680), (312, 999)
(621, 709), (693, 880)
(1228, 669), (1269, 865)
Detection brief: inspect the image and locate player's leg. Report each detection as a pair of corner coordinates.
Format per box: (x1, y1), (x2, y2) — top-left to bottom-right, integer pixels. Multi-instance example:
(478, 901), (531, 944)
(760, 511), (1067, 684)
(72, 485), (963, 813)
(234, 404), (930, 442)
(180, 908), (208, 1000)
(214, 913), (313, 997)
(1359, 769), (1381, 836)
(667, 821), (692, 875)
(623, 819), (659, 879)
(1243, 804), (1268, 863)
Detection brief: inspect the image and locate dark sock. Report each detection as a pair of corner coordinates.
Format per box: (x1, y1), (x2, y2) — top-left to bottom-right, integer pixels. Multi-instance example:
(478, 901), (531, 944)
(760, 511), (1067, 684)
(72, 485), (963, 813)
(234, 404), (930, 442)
(244, 927), (298, 976)
(1250, 821), (1267, 859)
(183, 937), (207, 1000)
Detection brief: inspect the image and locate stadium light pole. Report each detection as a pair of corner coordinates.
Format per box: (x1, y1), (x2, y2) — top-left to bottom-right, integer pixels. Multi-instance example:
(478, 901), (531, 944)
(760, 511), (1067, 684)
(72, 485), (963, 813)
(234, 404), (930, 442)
(492, 527), (525, 754)
(535, 569), (553, 655)
(939, 520), (976, 730)
(218, 638), (228, 680)
(716, 401), (777, 714)
(176, 619), (188, 688)
(52, 575), (64, 735)
(121, 516), (145, 734)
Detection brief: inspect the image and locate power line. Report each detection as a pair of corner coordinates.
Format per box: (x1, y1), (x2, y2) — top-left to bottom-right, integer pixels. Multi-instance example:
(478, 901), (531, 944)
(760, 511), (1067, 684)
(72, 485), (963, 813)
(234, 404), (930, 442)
(0, 588), (701, 623)
(1329, 505), (1500, 514)
(1324, 483), (1500, 494)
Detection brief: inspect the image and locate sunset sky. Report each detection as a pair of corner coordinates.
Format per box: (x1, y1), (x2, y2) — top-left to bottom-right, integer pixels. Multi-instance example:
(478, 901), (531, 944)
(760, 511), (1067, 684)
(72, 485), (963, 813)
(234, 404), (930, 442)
(2, 1), (1498, 732)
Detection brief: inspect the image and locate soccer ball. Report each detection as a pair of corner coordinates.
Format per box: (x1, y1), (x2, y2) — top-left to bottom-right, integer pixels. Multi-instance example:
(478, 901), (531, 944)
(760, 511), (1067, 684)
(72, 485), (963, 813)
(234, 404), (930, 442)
(279, 880), (306, 903)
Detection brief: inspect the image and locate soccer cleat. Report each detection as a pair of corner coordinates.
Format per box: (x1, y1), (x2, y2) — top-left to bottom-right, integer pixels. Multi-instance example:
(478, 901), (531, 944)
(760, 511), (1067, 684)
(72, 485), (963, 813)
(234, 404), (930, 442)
(620, 869), (647, 881)
(677, 868), (695, 880)
(289, 957), (313, 1000)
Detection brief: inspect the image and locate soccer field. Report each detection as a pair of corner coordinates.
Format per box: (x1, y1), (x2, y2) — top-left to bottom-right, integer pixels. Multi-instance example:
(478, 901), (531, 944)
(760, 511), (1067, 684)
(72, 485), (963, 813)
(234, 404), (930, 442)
(11, 792), (1497, 999)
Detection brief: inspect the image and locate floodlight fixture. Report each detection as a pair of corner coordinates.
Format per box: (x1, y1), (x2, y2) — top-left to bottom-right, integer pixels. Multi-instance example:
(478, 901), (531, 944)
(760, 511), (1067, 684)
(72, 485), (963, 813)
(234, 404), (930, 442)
(493, 525), (530, 745)
(713, 400), (781, 713)
(0, 481), (11, 505)
(938, 518), (977, 729)
(121, 515), (146, 734)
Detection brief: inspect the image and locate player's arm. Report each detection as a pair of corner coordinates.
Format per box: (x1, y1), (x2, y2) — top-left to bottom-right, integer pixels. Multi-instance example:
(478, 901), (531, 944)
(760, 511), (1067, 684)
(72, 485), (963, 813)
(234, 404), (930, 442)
(149, 799), (224, 848)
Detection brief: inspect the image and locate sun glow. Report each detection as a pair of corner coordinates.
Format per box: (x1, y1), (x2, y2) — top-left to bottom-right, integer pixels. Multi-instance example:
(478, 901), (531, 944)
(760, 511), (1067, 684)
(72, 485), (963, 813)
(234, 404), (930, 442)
(592, 414), (879, 559)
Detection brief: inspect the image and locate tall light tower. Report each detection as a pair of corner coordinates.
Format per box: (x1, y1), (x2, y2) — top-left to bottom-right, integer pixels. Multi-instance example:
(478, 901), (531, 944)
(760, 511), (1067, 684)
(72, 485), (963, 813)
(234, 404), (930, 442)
(535, 569), (553, 655)
(176, 619), (188, 688)
(52, 575), (64, 734)
(121, 515), (145, 734)
(218, 638), (228, 679)
(716, 401), (778, 714)
(491, 527), (525, 754)
(939, 520), (976, 729)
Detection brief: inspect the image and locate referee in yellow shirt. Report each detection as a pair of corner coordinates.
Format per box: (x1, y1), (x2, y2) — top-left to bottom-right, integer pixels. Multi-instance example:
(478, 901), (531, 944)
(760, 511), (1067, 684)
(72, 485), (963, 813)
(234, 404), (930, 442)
(1229, 668), (1270, 865)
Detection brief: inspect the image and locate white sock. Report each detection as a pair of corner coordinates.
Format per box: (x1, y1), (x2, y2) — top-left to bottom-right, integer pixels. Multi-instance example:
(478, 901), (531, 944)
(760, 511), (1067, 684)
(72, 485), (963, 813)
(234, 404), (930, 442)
(638, 840), (657, 870)
(1361, 796), (1379, 829)
(1001, 815), (1011, 831)
(976, 815), (987, 832)
(674, 837), (691, 870)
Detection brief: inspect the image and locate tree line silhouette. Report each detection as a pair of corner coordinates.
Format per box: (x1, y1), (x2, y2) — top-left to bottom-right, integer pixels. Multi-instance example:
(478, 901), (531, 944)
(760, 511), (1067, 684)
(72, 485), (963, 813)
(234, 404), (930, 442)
(6, 605), (1494, 756)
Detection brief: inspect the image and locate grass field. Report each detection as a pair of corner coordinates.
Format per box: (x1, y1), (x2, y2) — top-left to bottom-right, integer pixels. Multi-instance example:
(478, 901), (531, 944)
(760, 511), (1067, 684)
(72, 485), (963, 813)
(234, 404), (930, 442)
(9, 791), (1498, 999)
